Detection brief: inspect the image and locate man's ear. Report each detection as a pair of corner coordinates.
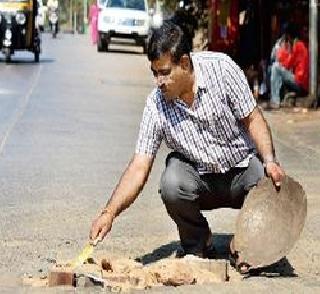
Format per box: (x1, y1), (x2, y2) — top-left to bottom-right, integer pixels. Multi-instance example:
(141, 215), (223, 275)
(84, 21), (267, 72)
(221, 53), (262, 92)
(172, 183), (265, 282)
(179, 54), (192, 71)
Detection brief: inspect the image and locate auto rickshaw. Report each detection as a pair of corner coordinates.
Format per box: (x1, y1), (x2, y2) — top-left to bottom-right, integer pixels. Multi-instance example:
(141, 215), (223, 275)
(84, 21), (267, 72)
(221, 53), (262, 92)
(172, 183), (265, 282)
(0, 0), (41, 62)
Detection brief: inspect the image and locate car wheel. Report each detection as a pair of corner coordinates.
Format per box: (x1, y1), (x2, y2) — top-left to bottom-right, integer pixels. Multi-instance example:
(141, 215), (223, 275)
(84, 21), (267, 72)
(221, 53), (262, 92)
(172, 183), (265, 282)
(4, 48), (11, 63)
(97, 34), (105, 52)
(34, 51), (40, 63)
(142, 39), (148, 54)
(143, 41), (148, 54)
(105, 40), (109, 52)
(136, 37), (148, 54)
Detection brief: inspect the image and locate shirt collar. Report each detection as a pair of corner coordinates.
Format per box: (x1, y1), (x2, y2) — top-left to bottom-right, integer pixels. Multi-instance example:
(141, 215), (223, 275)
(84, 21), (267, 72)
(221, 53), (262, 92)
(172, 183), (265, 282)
(190, 52), (206, 92)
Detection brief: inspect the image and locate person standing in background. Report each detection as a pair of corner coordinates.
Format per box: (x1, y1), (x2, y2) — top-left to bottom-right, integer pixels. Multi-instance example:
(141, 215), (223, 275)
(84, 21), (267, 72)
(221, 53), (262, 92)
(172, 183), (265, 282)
(47, 0), (59, 34)
(89, 1), (99, 45)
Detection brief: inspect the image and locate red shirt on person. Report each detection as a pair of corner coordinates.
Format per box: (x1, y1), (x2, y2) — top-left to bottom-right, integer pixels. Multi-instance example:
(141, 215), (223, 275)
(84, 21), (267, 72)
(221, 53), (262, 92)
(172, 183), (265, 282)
(277, 40), (309, 91)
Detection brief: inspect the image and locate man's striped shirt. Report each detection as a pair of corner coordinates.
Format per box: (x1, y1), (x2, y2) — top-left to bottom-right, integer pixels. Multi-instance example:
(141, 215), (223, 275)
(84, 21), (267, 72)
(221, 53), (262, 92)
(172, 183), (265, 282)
(135, 51), (257, 173)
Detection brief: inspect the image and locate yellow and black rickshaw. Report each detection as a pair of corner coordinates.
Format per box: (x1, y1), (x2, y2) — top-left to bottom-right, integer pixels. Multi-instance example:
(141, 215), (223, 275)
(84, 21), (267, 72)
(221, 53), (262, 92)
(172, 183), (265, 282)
(0, 0), (40, 62)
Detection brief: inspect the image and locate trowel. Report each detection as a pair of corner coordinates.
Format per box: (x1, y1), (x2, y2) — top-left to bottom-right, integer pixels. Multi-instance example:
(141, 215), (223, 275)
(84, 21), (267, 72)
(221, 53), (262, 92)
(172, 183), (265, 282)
(70, 239), (100, 269)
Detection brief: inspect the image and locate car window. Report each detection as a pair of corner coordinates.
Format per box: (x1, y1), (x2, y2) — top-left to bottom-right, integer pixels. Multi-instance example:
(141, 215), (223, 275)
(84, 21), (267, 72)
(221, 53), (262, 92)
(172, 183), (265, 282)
(105, 0), (145, 11)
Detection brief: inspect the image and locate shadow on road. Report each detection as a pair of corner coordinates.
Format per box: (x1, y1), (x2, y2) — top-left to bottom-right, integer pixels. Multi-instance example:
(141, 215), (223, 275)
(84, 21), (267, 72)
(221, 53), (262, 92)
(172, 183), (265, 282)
(135, 241), (180, 265)
(135, 233), (297, 278)
(212, 233), (296, 278)
(248, 257), (297, 278)
(102, 40), (145, 55)
(0, 58), (55, 64)
(135, 234), (234, 265)
(135, 233), (234, 265)
(212, 233), (234, 259)
(103, 49), (145, 56)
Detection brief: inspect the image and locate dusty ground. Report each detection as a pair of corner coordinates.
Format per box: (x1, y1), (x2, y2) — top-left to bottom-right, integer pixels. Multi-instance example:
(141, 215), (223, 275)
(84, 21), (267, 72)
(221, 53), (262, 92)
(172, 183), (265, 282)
(0, 34), (319, 293)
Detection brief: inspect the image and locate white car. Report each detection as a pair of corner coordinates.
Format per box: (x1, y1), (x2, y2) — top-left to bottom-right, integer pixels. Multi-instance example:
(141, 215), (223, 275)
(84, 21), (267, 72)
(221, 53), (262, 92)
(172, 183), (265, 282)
(97, 0), (150, 53)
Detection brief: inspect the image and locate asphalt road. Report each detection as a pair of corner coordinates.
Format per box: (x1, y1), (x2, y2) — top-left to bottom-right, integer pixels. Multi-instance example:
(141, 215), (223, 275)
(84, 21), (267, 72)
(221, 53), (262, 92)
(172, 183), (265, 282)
(0, 33), (319, 292)
(0, 33), (162, 276)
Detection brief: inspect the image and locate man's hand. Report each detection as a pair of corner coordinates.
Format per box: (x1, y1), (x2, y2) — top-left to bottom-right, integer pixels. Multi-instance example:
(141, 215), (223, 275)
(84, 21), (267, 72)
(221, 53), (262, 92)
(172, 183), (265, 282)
(89, 211), (114, 244)
(265, 162), (285, 189)
(242, 108), (286, 190)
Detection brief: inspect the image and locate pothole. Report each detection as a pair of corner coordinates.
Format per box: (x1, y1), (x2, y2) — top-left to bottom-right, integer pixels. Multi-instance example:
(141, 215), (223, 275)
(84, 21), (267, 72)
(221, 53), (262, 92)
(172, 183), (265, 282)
(22, 256), (243, 291)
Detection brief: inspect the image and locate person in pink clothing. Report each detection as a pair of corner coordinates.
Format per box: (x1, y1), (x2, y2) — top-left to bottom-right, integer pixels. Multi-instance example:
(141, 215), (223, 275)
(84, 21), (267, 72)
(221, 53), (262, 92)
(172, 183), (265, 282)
(89, 1), (99, 45)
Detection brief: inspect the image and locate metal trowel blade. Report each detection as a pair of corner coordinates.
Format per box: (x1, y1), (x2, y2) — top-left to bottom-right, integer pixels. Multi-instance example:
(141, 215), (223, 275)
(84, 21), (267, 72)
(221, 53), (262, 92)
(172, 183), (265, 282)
(70, 243), (94, 269)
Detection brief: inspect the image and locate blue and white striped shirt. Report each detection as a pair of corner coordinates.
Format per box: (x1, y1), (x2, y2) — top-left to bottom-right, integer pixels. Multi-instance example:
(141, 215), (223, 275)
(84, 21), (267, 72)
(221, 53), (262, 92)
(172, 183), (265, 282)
(135, 52), (257, 173)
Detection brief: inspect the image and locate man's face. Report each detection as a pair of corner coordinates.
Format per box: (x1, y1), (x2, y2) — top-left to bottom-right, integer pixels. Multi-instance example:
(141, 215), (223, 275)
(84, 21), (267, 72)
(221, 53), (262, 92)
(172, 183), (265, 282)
(150, 52), (186, 102)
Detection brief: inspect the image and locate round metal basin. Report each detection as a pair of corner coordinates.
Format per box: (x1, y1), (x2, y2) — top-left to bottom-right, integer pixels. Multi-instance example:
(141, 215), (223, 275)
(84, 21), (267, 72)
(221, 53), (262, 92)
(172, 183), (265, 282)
(234, 176), (307, 268)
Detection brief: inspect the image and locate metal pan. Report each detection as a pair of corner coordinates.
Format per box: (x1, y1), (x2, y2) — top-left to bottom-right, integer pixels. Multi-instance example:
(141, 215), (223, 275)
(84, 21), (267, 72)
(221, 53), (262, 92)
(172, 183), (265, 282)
(234, 176), (307, 268)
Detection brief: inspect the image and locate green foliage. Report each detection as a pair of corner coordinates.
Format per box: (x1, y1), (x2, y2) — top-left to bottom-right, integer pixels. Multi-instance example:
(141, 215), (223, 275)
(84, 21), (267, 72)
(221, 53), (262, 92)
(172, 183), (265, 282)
(57, 0), (87, 27)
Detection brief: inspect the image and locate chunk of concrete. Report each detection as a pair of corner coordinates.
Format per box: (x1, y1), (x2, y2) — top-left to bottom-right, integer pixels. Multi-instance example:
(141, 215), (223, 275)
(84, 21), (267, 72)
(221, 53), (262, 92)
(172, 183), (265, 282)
(102, 272), (132, 284)
(77, 274), (105, 288)
(148, 260), (196, 286)
(22, 276), (48, 287)
(101, 258), (143, 274)
(188, 259), (229, 282)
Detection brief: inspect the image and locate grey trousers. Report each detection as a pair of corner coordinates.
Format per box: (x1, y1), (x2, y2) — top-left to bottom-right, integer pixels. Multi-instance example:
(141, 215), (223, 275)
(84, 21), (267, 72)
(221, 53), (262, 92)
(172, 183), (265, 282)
(160, 152), (264, 255)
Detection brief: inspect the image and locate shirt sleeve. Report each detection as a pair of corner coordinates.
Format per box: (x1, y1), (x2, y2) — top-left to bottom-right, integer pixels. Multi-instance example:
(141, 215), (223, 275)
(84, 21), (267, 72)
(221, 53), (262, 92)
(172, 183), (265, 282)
(135, 93), (163, 157)
(222, 56), (257, 119)
(277, 47), (293, 69)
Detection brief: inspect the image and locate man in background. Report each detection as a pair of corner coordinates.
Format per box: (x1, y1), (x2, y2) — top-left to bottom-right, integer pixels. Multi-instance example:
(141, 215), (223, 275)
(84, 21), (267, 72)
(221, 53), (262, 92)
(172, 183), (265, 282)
(270, 23), (309, 109)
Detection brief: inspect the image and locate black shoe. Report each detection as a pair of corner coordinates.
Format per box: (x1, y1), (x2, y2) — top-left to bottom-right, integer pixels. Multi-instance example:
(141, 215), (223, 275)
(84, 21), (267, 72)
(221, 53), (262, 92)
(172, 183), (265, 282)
(229, 251), (252, 278)
(175, 243), (216, 259)
(175, 247), (185, 259)
(203, 242), (216, 259)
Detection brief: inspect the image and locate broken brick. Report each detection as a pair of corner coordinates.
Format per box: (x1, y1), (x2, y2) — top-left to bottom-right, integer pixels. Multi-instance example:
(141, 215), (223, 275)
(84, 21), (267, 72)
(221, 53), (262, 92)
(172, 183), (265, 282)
(101, 258), (113, 271)
(48, 270), (75, 287)
(102, 272), (131, 284)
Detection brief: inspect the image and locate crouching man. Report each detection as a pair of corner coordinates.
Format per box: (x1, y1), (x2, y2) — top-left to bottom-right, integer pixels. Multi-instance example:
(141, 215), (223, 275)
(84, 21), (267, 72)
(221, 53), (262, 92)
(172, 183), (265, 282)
(89, 21), (285, 271)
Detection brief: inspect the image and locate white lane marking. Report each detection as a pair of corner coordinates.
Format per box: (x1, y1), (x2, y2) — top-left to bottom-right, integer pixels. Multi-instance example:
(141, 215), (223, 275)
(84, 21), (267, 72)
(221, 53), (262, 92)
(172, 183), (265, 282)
(0, 65), (43, 156)
(0, 89), (18, 95)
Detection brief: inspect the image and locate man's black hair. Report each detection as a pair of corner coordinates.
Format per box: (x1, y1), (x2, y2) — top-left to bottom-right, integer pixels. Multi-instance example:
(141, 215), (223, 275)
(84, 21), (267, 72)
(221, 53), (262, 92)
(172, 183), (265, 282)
(147, 21), (192, 63)
(284, 23), (300, 39)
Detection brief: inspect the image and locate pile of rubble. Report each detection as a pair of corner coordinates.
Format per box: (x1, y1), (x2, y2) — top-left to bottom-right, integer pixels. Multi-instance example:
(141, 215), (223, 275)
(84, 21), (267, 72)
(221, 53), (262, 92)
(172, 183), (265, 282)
(22, 255), (242, 291)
